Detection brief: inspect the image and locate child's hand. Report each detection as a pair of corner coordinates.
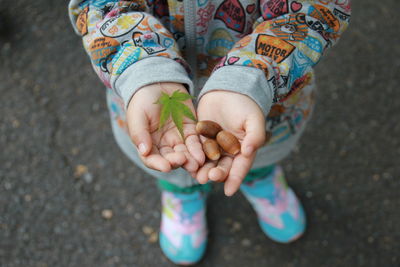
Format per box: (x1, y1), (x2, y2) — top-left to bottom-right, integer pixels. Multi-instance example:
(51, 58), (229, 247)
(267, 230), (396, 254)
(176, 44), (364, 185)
(126, 82), (205, 175)
(195, 91), (266, 196)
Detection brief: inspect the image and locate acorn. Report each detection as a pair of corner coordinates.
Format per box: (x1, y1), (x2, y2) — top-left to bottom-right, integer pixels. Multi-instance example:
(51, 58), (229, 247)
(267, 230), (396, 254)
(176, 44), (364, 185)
(196, 120), (222, 138)
(203, 139), (221, 161)
(216, 131), (240, 155)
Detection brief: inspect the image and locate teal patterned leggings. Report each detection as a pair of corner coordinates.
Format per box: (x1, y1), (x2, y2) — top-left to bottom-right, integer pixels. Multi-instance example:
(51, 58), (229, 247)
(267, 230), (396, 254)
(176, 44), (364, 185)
(158, 165), (276, 193)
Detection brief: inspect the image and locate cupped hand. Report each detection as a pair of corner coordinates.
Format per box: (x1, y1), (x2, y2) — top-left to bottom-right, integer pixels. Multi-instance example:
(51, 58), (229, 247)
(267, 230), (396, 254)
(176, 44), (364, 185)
(195, 90), (266, 196)
(126, 82), (205, 175)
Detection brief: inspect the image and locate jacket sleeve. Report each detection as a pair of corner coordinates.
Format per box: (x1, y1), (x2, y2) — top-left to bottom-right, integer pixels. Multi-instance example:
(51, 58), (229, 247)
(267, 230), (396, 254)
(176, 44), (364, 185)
(199, 0), (351, 116)
(68, 0), (193, 108)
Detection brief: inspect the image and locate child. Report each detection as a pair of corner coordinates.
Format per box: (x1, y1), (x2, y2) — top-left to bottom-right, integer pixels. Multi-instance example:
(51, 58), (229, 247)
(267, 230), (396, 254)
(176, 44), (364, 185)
(69, 0), (351, 264)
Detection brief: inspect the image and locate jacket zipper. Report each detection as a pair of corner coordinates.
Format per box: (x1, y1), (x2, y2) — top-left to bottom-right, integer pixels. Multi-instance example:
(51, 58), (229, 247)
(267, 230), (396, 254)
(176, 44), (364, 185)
(183, 0), (198, 88)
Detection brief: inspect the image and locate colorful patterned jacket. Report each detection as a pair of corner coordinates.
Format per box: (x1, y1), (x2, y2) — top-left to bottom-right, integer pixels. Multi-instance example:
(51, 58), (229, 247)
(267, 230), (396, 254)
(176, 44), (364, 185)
(69, 0), (351, 148)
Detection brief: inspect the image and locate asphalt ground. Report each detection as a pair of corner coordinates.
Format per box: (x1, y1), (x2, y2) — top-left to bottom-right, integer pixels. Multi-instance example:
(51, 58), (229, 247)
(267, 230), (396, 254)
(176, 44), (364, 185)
(0, 0), (399, 266)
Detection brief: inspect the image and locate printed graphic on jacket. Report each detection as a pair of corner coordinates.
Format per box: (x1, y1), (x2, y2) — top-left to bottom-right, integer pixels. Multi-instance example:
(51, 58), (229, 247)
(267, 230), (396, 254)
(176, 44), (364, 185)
(197, 2), (216, 35)
(132, 32), (167, 54)
(206, 28), (235, 57)
(261, 0), (289, 20)
(214, 0), (246, 33)
(76, 6), (89, 35)
(100, 13), (144, 38)
(89, 37), (120, 67)
(255, 34), (295, 63)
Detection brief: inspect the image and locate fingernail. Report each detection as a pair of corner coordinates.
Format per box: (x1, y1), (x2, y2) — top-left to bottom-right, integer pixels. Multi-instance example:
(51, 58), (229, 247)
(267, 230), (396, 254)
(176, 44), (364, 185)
(224, 187), (234, 197)
(138, 143), (147, 155)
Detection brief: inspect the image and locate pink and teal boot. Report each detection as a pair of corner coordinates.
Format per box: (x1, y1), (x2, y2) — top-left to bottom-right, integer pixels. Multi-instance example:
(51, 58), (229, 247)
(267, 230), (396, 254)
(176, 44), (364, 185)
(159, 190), (208, 265)
(240, 165), (306, 243)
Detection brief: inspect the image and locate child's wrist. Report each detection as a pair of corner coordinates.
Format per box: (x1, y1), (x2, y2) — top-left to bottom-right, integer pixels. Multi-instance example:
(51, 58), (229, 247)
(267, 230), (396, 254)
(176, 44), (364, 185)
(199, 90), (244, 104)
(142, 82), (185, 89)
(157, 82), (189, 93)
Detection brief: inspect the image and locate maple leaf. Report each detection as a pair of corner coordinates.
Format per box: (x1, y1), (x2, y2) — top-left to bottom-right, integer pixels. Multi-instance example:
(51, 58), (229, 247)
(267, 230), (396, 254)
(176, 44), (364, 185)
(155, 90), (197, 140)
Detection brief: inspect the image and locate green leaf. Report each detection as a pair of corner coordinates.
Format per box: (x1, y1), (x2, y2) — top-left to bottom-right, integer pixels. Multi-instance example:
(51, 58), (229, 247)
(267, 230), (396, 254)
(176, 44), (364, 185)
(171, 90), (193, 101)
(170, 105), (184, 139)
(155, 90), (196, 140)
(176, 102), (197, 122)
(154, 92), (170, 105)
(158, 101), (171, 130)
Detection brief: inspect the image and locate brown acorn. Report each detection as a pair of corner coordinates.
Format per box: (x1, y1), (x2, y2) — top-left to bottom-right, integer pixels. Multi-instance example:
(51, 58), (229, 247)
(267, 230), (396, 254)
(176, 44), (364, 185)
(196, 120), (222, 138)
(216, 131), (240, 155)
(203, 139), (221, 161)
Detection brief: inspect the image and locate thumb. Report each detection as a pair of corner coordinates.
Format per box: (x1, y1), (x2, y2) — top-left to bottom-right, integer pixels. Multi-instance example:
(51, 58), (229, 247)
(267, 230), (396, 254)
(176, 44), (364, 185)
(127, 110), (153, 157)
(241, 115), (266, 157)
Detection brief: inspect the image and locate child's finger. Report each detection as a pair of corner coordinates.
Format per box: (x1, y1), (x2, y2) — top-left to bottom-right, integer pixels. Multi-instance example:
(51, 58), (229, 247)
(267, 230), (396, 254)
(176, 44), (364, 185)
(208, 156), (233, 182)
(159, 146), (186, 169)
(127, 111), (153, 157)
(174, 143), (199, 173)
(241, 115), (266, 157)
(140, 145), (172, 172)
(185, 134), (205, 166)
(196, 162), (216, 184)
(224, 153), (256, 196)
(182, 152), (199, 172)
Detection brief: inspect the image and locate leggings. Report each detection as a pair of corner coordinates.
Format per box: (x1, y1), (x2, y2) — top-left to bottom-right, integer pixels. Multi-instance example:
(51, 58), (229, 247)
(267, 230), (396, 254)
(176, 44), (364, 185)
(157, 164), (276, 193)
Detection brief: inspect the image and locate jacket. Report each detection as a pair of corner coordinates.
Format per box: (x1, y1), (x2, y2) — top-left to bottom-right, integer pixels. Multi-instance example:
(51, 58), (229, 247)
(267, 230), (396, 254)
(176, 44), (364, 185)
(68, 0), (351, 177)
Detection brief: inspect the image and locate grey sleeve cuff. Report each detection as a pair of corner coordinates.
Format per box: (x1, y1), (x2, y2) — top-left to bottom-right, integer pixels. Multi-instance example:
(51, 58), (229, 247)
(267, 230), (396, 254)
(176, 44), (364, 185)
(114, 56), (194, 108)
(198, 66), (274, 117)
